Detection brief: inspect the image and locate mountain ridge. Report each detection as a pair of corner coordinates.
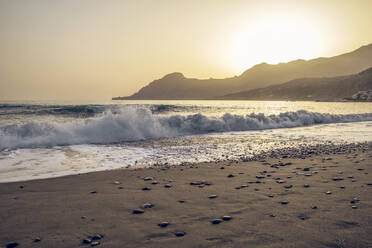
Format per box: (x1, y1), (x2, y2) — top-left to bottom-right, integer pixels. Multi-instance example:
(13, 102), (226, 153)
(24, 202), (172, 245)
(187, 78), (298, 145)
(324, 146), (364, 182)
(113, 43), (372, 100)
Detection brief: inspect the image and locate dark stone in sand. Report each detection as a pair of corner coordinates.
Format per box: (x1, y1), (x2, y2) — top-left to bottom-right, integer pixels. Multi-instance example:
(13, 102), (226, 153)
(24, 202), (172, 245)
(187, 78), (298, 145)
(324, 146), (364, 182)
(19, 186), (24, 189)
(332, 177), (344, 181)
(220, 166), (225, 169)
(144, 177), (153, 181)
(284, 185), (293, 189)
(132, 209), (145, 214)
(304, 174), (312, 177)
(6, 242), (19, 248)
(222, 216), (232, 221)
(280, 201), (289, 205)
(325, 191), (332, 195)
(175, 231), (186, 237)
(312, 206), (318, 209)
(277, 180), (285, 184)
(91, 234), (103, 240)
(227, 174), (235, 178)
(118, 186), (124, 189)
(268, 194), (274, 198)
(158, 222), (170, 228)
(142, 187), (151, 191)
(164, 184), (172, 188)
(178, 200), (186, 203)
(303, 168), (310, 171)
(208, 195), (217, 199)
(91, 241), (100, 246)
(367, 183), (372, 186)
(151, 181), (159, 185)
(190, 182), (201, 185)
(90, 191), (97, 194)
(351, 205), (358, 209)
(340, 186), (345, 189)
(256, 176), (265, 179)
(211, 219), (223, 224)
(142, 203), (154, 208)
(32, 237), (41, 243)
(82, 238), (92, 244)
(269, 214), (276, 217)
(298, 214), (310, 220)
(357, 168), (364, 171)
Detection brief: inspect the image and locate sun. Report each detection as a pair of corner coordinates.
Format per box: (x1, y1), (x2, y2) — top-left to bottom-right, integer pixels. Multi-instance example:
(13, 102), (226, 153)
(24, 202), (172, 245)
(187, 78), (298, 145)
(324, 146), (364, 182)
(229, 14), (324, 73)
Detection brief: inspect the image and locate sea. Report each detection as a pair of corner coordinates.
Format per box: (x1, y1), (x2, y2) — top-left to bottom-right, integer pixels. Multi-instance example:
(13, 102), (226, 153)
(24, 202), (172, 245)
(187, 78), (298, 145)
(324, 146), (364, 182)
(1, 100), (372, 183)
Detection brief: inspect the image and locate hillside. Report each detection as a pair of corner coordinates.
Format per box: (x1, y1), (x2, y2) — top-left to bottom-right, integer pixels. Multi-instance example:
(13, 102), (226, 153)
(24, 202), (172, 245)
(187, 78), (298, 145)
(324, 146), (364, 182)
(217, 67), (372, 101)
(113, 44), (372, 100)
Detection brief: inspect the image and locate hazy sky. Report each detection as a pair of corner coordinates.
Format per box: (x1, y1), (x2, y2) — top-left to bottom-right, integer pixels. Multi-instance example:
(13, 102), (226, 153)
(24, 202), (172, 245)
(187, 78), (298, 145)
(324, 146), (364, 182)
(1, 0), (372, 101)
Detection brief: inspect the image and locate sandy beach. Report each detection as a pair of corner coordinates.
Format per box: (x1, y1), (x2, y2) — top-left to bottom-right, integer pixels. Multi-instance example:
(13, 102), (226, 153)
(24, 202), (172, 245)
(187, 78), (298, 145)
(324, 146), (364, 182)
(0, 143), (371, 248)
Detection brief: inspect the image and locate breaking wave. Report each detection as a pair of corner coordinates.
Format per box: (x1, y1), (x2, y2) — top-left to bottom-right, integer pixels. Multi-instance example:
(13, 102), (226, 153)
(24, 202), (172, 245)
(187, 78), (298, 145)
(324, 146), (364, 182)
(1, 108), (372, 150)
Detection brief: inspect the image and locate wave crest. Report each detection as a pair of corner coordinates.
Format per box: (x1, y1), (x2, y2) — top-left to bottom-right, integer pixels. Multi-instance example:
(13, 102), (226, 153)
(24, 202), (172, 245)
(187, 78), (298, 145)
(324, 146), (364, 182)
(1, 108), (372, 150)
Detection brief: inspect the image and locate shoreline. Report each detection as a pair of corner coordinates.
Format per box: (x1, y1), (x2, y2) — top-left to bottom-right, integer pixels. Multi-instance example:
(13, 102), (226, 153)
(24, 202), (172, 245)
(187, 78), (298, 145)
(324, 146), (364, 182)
(1, 143), (371, 247)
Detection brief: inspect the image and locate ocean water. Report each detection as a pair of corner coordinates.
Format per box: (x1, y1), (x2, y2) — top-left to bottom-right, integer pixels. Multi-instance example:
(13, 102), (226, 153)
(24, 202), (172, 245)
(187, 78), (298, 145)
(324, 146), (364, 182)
(1, 100), (372, 183)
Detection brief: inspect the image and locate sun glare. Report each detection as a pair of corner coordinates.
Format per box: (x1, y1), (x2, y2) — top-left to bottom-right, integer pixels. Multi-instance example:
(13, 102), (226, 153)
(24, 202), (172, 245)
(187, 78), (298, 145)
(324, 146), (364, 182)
(229, 15), (323, 73)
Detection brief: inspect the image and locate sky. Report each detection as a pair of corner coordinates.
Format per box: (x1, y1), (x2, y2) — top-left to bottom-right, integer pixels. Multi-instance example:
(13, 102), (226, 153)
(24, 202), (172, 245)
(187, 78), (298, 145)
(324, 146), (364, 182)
(0, 0), (372, 101)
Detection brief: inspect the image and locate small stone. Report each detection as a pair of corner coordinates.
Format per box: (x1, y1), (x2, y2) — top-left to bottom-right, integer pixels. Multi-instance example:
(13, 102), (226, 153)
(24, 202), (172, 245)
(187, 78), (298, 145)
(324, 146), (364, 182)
(277, 180), (285, 184)
(325, 191), (332, 195)
(158, 222), (170, 228)
(178, 200), (186, 203)
(227, 174), (235, 178)
(82, 238), (92, 244)
(132, 209), (145, 214)
(91, 241), (100, 246)
(280, 201), (289, 205)
(256, 176), (265, 179)
(332, 177), (344, 181)
(164, 184), (172, 188)
(268, 194), (274, 198)
(303, 168), (310, 171)
(304, 174), (312, 177)
(211, 219), (223, 224)
(340, 186), (345, 189)
(190, 181), (201, 185)
(90, 191), (97, 194)
(6, 242), (19, 248)
(118, 186), (124, 189)
(269, 214), (276, 217)
(151, 181), (159, 185)
(91, 234), (103, 240)
(351, 205), (358, 209)
(142, 187), (151, 191)
(220, 166), (225, 169)
(284, 185), (293, 189)
(144, 177), (153, 181)
(208, 195), (217, 199)
(113, 181), (120, 185)
(174, 231), (186, 237)
(32, 237), (41, 243)
(222, 216), (232, 221)
(304, 184), (310, 188)
(312, 206), (318, 209)
(142, 203), (154, 208)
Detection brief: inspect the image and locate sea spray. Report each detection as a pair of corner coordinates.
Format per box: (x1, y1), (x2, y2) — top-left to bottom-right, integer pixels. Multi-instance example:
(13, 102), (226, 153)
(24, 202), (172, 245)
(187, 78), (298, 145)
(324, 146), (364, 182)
(1, 107), (372, 150)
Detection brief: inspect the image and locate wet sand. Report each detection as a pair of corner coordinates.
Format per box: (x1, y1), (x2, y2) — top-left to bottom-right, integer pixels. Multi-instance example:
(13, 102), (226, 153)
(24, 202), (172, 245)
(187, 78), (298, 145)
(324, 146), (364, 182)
(0, 145), (372, 248)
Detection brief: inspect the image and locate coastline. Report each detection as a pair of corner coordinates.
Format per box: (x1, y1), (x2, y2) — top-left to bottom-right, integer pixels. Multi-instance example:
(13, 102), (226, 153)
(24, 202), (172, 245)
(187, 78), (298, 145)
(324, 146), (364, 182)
(1, 143), (371, 247)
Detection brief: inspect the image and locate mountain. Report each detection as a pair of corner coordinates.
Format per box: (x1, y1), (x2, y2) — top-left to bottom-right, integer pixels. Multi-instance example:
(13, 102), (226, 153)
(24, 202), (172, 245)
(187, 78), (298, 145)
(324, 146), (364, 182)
(217, 67), (372, 101)
(113, 44), (372, 100)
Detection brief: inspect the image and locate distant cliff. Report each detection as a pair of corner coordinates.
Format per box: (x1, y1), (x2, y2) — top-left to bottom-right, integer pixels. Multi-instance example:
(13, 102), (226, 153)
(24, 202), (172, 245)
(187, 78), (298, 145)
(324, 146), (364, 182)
(113, 44), (372, 100)
(217, 67), (372, 101)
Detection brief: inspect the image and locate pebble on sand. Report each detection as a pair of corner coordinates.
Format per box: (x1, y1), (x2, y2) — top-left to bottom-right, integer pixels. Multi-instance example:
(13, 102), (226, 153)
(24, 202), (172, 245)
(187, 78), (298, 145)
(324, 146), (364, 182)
(132, 209), (145, 214)
(325, 191), (332, 195)
(222, 216), (232, 221)
(227, 174), (235, 178)
(32, 237), (41, 243)
(211, 219), (223, 224)
(158, 222), (170, 228)
(6, 242), (19, 248)
(304, 184), (310, 188)
(143, 177), (153, 181)
(280, 201), (289, 205)
(91, 241), (100, 246)
(208, 195), (218, 199)
(164, 184), (172, 188)
(142, 187), (151, 191)
(174, 231), (186, 237)
(142, 203), (154, 208)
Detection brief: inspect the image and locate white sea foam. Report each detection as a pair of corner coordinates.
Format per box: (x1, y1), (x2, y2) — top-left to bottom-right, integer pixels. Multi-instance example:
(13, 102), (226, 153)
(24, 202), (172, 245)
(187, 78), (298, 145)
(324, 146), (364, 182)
(1, 108), (372, 150)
